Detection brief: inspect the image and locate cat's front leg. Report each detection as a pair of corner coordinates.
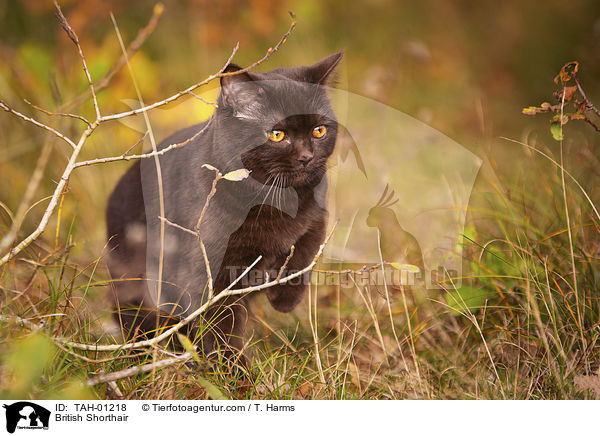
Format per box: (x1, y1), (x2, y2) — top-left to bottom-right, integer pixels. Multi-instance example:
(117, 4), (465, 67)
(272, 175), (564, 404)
(266, 218), (326, 312)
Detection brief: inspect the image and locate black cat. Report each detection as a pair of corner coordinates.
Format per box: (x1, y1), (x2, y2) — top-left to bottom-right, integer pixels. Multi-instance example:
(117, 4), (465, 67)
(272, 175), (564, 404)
(106, 52), (343, 360)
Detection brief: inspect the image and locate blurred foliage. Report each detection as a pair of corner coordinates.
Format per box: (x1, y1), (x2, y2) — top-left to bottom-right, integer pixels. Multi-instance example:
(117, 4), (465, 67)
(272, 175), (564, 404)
(0, 332), (94, 399)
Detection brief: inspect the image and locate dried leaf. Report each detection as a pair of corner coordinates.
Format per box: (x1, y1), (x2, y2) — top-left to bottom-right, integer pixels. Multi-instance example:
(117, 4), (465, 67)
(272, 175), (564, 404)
(202, 163), (219, 172)
(562, 86), (577, 102)
(554, 61), (579, 84)
(522, 102), (555, 116)
(522, 106), (540, 115)
(223, 168), (251, 181)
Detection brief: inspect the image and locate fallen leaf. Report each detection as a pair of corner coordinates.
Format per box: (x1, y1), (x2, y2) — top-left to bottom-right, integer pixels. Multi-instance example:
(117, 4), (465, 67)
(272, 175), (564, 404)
(223, 168), (251, 181)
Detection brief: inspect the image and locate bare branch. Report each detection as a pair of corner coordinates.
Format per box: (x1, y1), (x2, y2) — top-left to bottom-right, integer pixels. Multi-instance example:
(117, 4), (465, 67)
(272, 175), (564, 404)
(73, 117), (212, 168)
(0, 100), (77, 149)
(54, 0), (100, 120)
(98, 18), (296, 123)
(200, 240), (213, 297)
(583, 116), (600, 132)
(63, 3), (164, 111)
(0, 123), (98, 266)
(23, 99), (92, 128)
(120, 130), (150, 157)
(53, 0), (101, 120)
(87, 352), (192, 386)
(186, 91), (218, 108)
(276, 245), (295, 280)
(0, 5), (164, 257)
(222, 256), (263, 292)
(97, 44), (238, 123)
(159, 216), (198, 237)
(573, 75), (600, 117)
(196, 167), (222, 230)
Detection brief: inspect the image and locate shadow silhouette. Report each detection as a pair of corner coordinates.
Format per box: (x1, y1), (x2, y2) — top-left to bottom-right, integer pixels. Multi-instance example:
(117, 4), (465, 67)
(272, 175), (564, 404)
(366, 184), (425, 280)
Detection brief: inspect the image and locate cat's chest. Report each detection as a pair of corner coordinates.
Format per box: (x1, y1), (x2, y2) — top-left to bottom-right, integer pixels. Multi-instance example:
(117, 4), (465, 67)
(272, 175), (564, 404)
(234, 200), (318, 256)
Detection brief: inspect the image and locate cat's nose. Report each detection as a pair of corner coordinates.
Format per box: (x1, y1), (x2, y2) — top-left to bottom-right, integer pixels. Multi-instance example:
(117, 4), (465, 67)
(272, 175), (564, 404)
(298, 151), (314, 166)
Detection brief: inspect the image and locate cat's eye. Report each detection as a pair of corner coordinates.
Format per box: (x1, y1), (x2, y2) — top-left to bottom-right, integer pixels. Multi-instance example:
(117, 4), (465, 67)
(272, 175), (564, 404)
(312, 125), (327, 138)
(268, 130), (285, 142)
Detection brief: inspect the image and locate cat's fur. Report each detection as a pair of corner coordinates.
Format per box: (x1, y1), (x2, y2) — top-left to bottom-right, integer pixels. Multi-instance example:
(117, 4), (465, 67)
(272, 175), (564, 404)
(106, 52), (343, 359)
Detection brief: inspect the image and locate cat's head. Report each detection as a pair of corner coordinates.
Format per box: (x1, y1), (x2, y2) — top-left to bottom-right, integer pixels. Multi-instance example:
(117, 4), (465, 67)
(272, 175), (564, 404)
(216, 52), (343, 188)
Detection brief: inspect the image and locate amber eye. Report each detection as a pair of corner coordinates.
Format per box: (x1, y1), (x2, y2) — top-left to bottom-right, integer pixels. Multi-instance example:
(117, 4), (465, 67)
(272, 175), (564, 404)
(268, 130), (285, 142)
(312, 125), (327, 138)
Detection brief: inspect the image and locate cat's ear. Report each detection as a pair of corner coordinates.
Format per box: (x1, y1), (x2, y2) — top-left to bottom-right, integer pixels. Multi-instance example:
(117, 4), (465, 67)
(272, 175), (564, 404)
(219, 64), (263, 117)
(309, 51), (344, 85)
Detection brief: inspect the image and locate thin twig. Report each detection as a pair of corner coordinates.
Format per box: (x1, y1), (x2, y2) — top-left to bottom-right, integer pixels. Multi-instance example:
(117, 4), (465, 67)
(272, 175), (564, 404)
(87, 352), (192, 386)
(98, 19), (295, 123)
(120, 130), (149, 157)
(276, 245), (295, 280)
(200, 240), (213, 297)
(23, 99), (92, 128)
(222, 256), (263, 292)
(0, 100), (77, 149)
(159, 216), (197, 236)
(187, 91), (218, 108)
(196, 168), (222, 230)
(62, 3), (164, 111)
(73, 118), (212, 168)
(54, 0), (101, 120)
(583, 116), (600, 133)
(573, 75), (600, 117)
(0, 123), (97, 266)
(0, 314), (45, 331)
(0, 6), (163, 255)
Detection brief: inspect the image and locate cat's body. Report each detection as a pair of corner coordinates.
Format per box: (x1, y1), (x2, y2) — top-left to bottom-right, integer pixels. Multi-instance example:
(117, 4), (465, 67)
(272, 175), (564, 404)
(106, 53), (342, 358)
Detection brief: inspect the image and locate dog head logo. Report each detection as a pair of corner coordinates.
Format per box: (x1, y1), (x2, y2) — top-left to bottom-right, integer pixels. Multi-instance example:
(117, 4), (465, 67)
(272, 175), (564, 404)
(2, 402), (50, 433)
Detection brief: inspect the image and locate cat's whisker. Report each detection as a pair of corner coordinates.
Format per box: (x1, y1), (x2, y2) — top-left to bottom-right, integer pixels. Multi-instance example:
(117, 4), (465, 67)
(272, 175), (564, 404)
(257, 174), (279, 217)
(275, 175), (281, 213)
(282, 175), (288, 212)
(257, 176), (276, 218)
(250, 173), (275, 203)
(270, 174), (282, 217)
(276, 175), (283, 214)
